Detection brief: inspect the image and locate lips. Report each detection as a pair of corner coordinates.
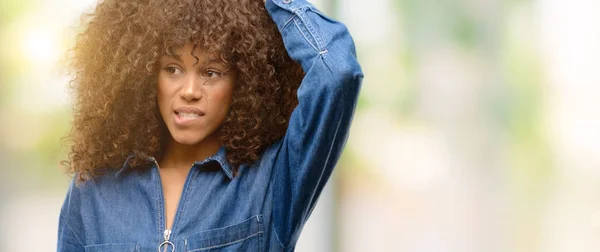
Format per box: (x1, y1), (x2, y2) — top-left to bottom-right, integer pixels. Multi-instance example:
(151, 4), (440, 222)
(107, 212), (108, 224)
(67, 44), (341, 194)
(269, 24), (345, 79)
(173, 107), (205, 126)
(174, 107), (205, 116)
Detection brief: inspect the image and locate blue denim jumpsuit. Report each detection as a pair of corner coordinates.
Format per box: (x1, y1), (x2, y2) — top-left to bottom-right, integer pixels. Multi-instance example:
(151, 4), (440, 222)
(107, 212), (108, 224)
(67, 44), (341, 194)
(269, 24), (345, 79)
(57, 0), (363, 251)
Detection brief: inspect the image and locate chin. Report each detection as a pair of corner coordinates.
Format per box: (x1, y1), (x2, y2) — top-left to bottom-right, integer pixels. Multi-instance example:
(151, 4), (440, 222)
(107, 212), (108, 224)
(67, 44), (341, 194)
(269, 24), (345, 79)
(170, 131), (208, 145)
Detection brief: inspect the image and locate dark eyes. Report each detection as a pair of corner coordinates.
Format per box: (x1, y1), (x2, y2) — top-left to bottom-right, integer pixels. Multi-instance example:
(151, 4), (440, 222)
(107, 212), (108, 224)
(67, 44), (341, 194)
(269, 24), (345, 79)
(205, 70), (222, 79)
(164, 66), (182, 75)
(162, 66), (223, 80)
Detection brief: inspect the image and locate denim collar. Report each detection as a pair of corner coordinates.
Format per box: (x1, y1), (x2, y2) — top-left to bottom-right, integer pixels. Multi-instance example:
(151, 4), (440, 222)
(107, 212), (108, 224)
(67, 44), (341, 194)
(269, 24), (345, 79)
(115, 145), (233, 180)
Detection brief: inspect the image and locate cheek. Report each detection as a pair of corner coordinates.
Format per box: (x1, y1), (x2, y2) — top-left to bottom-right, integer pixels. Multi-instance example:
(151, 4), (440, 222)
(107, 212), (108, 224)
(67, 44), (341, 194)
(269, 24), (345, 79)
(156, 83), (176, 123)
(156, 77), (173, 107)
(209, 86), (234, 112)
(157, 76), (168, 96)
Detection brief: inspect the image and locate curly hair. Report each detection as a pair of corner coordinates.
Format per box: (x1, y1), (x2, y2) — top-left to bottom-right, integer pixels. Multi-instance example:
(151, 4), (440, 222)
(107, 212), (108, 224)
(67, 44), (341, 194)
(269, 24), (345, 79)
(62, 0), (303, 181)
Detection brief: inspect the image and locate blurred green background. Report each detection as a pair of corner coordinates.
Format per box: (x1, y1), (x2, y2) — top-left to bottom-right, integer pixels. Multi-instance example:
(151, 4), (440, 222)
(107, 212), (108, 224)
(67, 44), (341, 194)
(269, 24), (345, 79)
(1, 0), (600, 251)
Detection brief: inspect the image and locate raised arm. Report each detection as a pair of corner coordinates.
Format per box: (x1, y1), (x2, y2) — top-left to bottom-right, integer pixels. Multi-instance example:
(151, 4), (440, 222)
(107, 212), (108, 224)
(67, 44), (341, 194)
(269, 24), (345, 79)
(265, 0), (363, 248)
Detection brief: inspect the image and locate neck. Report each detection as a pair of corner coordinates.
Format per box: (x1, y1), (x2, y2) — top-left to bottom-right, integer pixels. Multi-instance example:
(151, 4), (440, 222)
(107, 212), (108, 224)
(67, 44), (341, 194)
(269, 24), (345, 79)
(159, 132), (222, 170)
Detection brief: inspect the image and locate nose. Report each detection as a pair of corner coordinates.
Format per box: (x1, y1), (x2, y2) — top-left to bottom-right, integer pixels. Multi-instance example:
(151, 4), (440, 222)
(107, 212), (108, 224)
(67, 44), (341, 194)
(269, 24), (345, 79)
(180, 74), (203, 101)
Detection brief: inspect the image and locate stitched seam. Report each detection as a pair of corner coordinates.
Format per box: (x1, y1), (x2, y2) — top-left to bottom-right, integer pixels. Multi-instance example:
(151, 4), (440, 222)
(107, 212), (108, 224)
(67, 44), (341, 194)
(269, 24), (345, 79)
(116, 154), (136, 177)
(301, 60), (349, 224)
(256, 215), (264, 251)
(269, 141), (288, 248)
(84, 243), (137, 248)
(293, 17), (319, 52)
(196, 215), (260, 233)
(60, 212), (84, 246)
(310, 105), (343, 213)
(282, 15), (295, 30)
(272, 221), (287, 248)
(290, 4), (305, 13)
(172, 167), (195, 236)
(216, 156), (233, 179)
(185, 231), (263, 251)
(296, 7), (326, 52)
(155, 164), (163, 241)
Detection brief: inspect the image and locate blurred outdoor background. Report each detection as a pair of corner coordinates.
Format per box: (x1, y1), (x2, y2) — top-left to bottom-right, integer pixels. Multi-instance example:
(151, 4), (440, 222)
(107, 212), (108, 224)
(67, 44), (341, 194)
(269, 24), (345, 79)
(1, 0), (600, 251)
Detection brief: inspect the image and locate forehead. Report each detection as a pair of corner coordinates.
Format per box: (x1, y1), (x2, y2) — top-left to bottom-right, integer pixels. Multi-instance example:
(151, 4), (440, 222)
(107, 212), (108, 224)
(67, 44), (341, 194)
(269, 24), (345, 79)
(162, 42), (223, 64)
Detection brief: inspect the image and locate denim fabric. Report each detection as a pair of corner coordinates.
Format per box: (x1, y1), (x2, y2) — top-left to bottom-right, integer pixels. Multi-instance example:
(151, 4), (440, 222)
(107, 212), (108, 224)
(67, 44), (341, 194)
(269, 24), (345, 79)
(57, 0), (363, 251)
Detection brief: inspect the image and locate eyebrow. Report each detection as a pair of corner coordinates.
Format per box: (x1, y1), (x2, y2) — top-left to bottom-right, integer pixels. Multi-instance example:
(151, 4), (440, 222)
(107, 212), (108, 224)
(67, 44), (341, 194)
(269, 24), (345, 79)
(163, 54), (183, 62)
(163, 55), (224, 66)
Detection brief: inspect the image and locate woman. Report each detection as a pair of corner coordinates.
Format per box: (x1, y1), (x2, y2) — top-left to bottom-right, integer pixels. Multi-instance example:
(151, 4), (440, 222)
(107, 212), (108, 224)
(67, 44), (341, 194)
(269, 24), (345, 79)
(58, 0), (363, 251)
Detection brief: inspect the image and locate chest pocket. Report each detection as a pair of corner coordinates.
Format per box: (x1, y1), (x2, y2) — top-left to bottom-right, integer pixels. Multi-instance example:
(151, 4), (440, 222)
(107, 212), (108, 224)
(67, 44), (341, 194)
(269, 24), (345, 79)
(84, 243), (139, 252)
(184, 215), (264, 251)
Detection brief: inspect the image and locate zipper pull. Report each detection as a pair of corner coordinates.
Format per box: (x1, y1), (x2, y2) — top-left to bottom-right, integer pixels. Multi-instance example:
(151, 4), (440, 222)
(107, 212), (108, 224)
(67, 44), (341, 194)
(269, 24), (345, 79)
(158, 229), (174, 252)
(164, 229), (171, 241)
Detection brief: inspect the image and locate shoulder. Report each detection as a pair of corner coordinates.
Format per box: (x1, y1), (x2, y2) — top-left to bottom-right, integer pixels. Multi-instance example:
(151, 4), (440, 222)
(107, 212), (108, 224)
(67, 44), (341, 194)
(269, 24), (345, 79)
(259, 138), (285, 166)
(62, 169), (134, 209)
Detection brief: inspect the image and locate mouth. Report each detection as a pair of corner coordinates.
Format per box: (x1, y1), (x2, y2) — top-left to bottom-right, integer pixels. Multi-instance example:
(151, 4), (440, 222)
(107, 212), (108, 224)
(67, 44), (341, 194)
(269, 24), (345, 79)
(175, 111), (205, 118)
(173, 108), (205, 126)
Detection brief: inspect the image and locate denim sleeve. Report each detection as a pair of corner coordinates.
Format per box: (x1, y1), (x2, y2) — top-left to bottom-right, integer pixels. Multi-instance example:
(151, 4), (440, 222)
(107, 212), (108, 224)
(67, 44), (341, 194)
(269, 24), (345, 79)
(57, 178), (85, 251)
(265, 0), (363, 248)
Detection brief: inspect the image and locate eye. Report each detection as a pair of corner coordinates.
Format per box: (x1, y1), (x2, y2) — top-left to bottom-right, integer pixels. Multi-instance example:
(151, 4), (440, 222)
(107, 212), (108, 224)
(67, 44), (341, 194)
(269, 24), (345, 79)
(205, 70), (222, 79)
(163, 66), (183, 75)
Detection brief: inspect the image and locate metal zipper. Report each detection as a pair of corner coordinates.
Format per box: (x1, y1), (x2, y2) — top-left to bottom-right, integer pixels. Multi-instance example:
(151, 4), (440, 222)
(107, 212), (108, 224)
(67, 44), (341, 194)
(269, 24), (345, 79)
(158, 229), (173, 252)
(153, 157), (197, 252)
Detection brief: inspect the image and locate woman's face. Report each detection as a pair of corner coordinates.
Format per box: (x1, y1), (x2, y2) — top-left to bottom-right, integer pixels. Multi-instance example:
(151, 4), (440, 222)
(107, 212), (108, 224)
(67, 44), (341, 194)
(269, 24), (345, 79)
(157, 41), (236, 146)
